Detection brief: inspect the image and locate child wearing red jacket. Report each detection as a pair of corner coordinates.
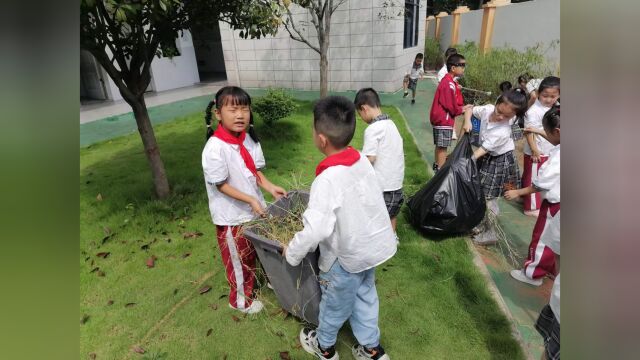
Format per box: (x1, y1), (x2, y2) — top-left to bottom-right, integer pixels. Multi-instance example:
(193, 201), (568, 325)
(429, 53), (467, 172)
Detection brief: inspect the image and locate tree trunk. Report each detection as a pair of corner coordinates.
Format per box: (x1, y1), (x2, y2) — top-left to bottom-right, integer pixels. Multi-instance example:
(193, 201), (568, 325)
(319, 49), (329, 98)
(131, 97), (171, 199)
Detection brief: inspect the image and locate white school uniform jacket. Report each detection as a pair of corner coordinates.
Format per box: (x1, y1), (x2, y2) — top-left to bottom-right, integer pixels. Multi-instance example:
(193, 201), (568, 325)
(361, 115), (405, 192)
(533, 144), (560, 203)
(437, 65), (447, 82)
(524, 100), (554, 156)
(202, 135), (266, 226)
(473, 105), (515, 156)
(285, 154), (397, 273)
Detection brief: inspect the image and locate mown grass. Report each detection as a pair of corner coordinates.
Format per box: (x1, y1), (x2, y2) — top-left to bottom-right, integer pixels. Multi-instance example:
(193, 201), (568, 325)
(80, 100), (523, 359)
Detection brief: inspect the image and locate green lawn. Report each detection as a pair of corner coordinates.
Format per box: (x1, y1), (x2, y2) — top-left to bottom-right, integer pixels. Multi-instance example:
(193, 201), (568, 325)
(80, 101), (524, 359)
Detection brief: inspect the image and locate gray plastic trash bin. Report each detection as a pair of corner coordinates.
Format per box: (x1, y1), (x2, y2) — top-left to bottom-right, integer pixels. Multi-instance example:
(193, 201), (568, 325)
(244, 191), (321, 325)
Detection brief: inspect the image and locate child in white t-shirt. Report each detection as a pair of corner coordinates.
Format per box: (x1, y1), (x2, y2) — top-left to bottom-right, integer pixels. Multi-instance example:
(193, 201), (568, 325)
(505, 105), (560, 286)
(463, 88), (528, 245)
(284, 96), (396, 360)
(402, 53), (424, 104)
(521, 76), (560, 216)
(354, 88), (405, 238)
(202, 86), (287, 314)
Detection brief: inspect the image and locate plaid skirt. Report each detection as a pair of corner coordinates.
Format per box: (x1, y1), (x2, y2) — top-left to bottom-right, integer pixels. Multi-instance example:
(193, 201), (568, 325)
(511, 122), (524, 141)
(383, 189), (405, 217)
(477, 150), (521, 198)
(433, 128), (453, 148)
(535, 304), (560, 360)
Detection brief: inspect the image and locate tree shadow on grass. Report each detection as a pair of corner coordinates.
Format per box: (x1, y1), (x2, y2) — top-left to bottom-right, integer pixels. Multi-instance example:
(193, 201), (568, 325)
(452, 271), (525, 360)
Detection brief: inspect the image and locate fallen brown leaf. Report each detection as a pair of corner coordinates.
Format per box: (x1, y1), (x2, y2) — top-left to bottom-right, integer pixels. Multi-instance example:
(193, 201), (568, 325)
(80, 314), (90, 324)
(131, 346), (145, 354)
(140, 244), (150, 251)
(97, 270), (105, 277)
(107, 300), (114, 306)
(90, 267), (99, 273)
(199, 285), (212, 295)
(231, 315), (240, 322)
(279, 352), (290, 360)
(182, 253), (191, 258)
(96, 193), (103, 201)
(183, 231), (203, 239)
(146, 255), (157, 268)
(206, 328), (213, 337)
(125, 302), (136, 308)
(96, 252), (110, 259)
(89, 353), (96, 359)
(209, 304), (218, 310)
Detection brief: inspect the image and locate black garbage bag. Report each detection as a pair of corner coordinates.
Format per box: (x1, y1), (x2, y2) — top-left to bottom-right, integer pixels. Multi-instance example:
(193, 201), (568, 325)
(407, 133), (486, 235)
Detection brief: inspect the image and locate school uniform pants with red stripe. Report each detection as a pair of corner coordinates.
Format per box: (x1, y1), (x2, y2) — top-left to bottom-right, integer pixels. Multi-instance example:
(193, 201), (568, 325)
(521, 154), (549, 211)
(216, 225), (256, 309)
(523, 200), (560, 280)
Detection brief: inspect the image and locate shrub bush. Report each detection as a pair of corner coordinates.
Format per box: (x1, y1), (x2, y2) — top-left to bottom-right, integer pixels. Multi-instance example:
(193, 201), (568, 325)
(424, 37), (442, 70)
(455, 41), (555, 104)
(253, 88), (296, 126)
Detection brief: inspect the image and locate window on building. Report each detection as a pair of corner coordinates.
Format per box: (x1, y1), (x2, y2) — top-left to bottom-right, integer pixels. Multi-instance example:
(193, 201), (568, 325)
(403, 0), (420, 49)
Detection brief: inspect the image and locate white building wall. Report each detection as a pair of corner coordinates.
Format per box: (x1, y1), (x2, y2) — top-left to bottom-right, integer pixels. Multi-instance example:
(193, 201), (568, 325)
(220, 0), (426, 93)
(98, 31), (200, 101)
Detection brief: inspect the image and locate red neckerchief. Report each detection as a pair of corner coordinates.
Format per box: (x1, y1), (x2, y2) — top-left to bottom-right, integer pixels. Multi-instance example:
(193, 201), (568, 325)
(315, 146), (361, 176)
(213, 126), (259, 182)
(444, 73), (464, 106)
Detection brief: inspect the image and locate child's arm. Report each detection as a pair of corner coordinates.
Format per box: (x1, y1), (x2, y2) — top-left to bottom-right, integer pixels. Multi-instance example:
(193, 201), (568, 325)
(462, 106), (474, 133)
(256, 171), (287, 200)
(362, 127), (381, 165)
(524, 127), (551, 142)
(525, 132), (542, 162)
(284, 178), (337, 266)
(471, 147), (487, 161)
(217, 183), (266, 216)
(504, 185), (537, 200)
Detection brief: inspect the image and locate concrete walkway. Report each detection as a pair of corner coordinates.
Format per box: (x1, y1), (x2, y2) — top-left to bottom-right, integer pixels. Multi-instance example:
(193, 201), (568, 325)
(79, 79), (548, 358)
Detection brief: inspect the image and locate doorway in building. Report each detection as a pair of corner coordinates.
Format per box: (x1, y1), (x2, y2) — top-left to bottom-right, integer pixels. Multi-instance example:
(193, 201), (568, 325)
(192, 22), (227, 83)
(80, 50), (108, 104)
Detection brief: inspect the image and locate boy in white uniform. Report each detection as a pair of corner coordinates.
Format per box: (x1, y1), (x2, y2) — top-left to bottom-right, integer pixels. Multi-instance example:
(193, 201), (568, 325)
(284, 96), (396, 360)
(354, 88), (405, 238)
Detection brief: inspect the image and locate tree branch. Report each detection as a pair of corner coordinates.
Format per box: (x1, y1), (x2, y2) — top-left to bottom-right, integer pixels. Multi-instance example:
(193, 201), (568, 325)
(283, 5), (320, 54)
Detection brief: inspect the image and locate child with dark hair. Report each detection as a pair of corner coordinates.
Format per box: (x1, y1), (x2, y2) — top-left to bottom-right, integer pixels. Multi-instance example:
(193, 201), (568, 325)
(521, 76), (560, 216)
(284, 96), (396, 360)
(505, 105), (561, 287)
(354, 88), (405, 238)
(437, 47), (458, 82)
(430, 53), (467, 172)
(462, 88), (529, 244)
(202, 86), (287, 314)
(403, 53), (425, 104)
(498, 81), (525, 141)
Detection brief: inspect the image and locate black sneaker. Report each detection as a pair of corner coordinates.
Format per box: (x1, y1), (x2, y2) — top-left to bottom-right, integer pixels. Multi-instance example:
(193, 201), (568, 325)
(352, 344), (390, 360)
(299, 328), (338, 359)
(411, 99), (415, 104)
(403, 91), (409, 98)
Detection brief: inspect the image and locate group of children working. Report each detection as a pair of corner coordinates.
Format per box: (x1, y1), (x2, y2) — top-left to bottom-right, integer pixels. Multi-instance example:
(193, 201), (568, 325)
(202, 86), (404, 359)
(200, 49), (561, 358)
(431, 47), (561, 360)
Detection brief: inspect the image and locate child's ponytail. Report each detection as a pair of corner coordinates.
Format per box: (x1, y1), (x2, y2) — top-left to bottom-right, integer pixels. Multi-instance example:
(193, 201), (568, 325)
(497, 87), (528, 125)
(542, 105), (560, 130)
(205, 100), (215, 141)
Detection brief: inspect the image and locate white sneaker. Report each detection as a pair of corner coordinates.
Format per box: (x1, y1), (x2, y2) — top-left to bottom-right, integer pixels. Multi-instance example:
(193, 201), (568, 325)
(267, 282), (274, 290)
(510, 269), (543, 286)
(299, 328), (339, 359)
(228, 299), (264, 314)
(352, 344), (390, 360)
